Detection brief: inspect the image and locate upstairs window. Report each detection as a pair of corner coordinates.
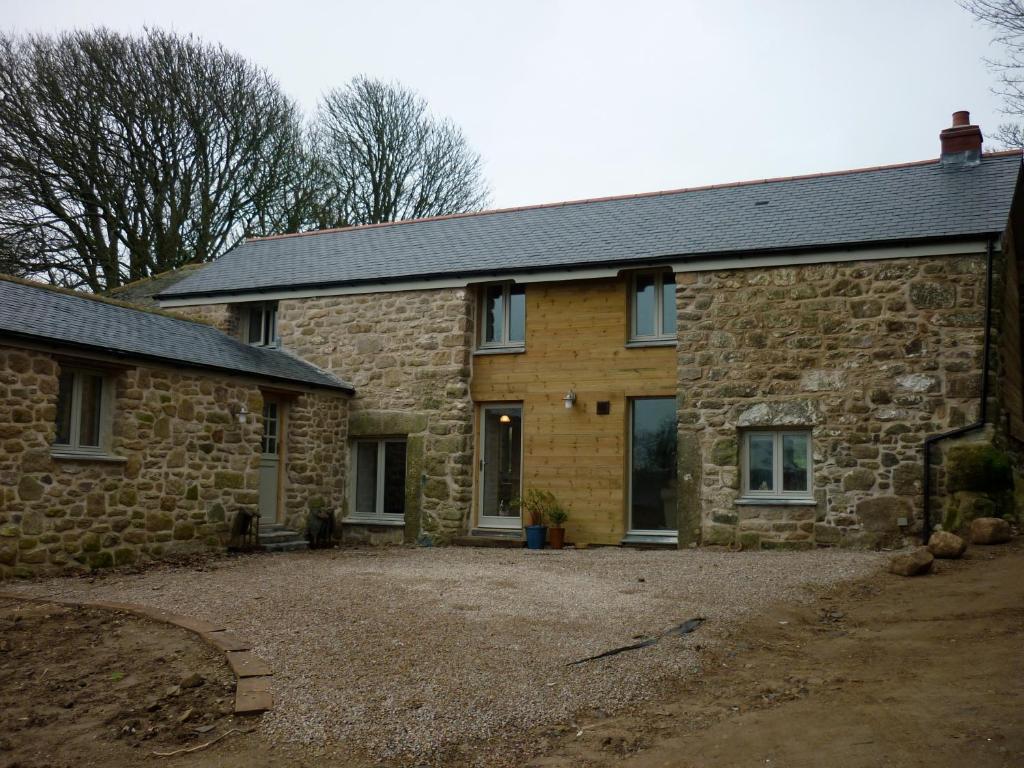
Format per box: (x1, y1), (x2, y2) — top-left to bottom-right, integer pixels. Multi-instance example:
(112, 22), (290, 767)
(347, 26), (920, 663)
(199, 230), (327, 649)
(480, 283), (525, 349)
(54, 367), (108, 453)
(244, 301), (278, 346)
(629, 271), (676, 343)
(741, 430), (813, 500)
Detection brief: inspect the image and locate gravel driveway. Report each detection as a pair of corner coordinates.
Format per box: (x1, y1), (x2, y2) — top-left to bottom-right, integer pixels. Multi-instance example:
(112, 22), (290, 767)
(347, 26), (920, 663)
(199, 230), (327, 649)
(8, 546), (883, 762)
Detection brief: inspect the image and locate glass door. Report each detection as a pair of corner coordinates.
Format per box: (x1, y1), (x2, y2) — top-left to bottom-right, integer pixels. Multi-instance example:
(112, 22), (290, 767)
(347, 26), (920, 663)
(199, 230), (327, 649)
(478, 404), (523, 529)
(628, 398), (677, 535)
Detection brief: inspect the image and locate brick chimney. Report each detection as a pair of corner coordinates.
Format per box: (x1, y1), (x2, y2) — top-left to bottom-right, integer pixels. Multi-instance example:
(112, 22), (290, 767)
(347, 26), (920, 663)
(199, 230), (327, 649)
(940, 110), (982, 166)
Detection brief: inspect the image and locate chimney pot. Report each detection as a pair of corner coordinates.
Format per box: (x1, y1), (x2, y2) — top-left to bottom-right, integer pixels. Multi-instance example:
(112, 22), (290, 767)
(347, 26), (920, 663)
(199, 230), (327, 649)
(940, 109), (982, 166)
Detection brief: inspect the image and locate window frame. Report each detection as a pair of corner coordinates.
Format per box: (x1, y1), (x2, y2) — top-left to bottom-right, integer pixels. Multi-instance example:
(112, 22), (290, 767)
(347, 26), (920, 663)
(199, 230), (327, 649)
(739, 429), (814, 501)
(477, 282), (526, 351)
(628, 270), (677, 344)
(244, 301), (278, 347)
(346, 437), (408, 524)
(53, 367), (111, 455)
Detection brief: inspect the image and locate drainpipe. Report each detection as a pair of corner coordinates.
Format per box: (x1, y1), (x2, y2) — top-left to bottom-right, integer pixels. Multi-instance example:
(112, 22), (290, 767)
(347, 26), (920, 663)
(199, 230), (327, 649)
(921, 237), (995, 542)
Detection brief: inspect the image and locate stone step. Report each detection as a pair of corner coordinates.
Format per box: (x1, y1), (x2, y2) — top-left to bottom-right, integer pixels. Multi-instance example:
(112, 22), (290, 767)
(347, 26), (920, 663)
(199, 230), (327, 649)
(258, 528), (304, 543)
(453, 534), (524, 549)
(262, 540), (309, 553)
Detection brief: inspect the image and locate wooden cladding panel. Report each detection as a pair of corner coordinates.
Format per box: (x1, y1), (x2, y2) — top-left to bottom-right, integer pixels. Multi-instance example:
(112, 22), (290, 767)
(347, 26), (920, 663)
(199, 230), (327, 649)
(471, 277), (676, 544)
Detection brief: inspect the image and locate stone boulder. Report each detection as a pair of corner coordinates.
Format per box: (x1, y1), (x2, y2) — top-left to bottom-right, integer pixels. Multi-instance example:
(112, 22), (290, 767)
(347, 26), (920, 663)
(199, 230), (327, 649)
(889, 547), (934, 577)
(969, 517), (1013, 545)
(927, 530), (967, 559)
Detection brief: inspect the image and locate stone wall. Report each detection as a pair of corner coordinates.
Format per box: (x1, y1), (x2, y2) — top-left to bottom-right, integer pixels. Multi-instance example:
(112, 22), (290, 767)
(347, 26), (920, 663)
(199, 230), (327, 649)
(281, 390), (349, 532)
(0, 344), (347, 577)
(277, 289), (474, 542)
(168, 303), (241, 336)
(675, 254), (989, 549)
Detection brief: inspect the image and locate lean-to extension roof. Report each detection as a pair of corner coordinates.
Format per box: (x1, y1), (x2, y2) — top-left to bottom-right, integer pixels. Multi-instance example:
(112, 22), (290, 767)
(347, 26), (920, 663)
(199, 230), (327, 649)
(161, 152), (1022, 300)
(0, 277), (352, 392)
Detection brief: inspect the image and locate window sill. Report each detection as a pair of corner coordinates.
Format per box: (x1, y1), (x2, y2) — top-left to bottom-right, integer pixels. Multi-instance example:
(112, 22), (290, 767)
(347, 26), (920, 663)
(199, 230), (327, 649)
(474, 346), (526, 356)
(736, 497), (817, 507)
(625, 339), (677, 349)
(51, 450), (127, 464)
(341, 517), (406, 527)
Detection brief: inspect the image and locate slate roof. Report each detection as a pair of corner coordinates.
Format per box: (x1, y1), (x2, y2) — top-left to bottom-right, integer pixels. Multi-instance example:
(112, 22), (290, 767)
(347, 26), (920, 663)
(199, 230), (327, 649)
(0, 278), (352, 392)
(162, 153), (1022, 300)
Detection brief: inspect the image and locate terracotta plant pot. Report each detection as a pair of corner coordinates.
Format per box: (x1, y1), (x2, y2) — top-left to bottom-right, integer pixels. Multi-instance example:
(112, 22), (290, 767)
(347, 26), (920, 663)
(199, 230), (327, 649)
(548, 526), (565, 549)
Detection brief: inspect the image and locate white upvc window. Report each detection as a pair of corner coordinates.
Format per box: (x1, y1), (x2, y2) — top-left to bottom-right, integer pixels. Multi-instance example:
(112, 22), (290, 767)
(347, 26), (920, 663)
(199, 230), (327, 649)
(740, 430), (813, 500)
(348, 438), (408, 523)
(479, 282), (526, 349)
(244, 301), (278, 346)
(54, 367), (110, 454)
(629, 271), (676, 343)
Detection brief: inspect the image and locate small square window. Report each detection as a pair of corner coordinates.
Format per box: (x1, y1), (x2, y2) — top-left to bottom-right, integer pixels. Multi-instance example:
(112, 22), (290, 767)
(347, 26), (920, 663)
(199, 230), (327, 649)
(629, 271), (676, 342)
(53, 367), (109, 453)
(479, 282), (525, 349)
(740, 430), (813, 500)
(244, 302), (278, 346)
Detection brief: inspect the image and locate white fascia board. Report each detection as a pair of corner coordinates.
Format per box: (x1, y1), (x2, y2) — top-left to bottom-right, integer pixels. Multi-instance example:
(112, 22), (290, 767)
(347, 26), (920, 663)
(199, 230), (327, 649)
(158, 240), (991, 308)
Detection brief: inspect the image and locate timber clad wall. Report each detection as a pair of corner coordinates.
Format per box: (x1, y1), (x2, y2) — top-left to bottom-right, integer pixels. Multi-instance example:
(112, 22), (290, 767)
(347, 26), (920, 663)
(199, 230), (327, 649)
(0, 344), (347, 577)
(675, 254), (990, 549)
(471, 277), (677, 545)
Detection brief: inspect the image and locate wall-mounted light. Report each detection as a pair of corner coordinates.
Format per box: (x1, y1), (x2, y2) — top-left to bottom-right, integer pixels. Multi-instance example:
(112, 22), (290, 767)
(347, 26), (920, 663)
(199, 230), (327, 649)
(237, 405), (249, 425)
(498, 413), (512, 424)
(563, 390), (576, 409)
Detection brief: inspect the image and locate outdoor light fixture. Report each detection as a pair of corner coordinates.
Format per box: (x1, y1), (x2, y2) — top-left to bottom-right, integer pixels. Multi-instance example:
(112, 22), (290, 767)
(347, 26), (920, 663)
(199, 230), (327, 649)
(237, 405), (249, 425)
(563, 390), (576, 409)
(498, 413), (512, 424)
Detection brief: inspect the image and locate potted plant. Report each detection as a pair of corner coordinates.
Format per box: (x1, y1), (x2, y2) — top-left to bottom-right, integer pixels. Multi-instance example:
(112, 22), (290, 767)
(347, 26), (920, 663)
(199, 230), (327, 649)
(547, 504), (569, 549)
(513, 489), (555, 550)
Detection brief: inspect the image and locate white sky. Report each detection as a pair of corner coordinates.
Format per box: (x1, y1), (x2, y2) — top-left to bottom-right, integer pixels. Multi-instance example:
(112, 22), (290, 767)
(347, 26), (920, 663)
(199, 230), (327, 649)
(1, 0), (1008, 208)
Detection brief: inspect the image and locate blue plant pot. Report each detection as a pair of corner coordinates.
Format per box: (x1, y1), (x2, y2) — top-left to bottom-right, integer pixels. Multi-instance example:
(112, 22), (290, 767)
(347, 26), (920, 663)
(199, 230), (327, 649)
(525, 525), (547, 550)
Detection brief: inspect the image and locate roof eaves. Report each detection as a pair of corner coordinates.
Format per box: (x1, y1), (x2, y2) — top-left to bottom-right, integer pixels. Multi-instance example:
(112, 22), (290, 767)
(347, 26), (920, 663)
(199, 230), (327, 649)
(0, 328), (354, 394)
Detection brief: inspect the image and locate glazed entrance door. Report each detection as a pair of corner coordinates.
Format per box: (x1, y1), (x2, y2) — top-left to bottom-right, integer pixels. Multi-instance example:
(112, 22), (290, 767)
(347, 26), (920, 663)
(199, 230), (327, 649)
(478, 404), (523, 529)
(258, 400), (281, 524)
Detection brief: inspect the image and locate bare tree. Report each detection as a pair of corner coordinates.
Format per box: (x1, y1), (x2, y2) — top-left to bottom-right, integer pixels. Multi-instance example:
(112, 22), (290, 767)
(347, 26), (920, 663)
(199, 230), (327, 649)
(962, 0), (1024, 147)
(314, 76), (490, 225)
(0, 29), (313, 291)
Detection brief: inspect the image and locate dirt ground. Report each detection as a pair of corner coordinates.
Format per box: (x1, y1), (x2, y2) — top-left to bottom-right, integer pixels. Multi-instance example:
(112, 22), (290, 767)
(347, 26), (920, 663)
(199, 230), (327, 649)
(1, 541), (1021, 768)
(534, 539), (1024, 768)
(0, 599), (239, 768)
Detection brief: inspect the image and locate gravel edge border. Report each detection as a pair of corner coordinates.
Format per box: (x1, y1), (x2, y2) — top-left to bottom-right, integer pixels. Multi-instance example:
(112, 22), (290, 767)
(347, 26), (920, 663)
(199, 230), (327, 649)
(0, 590), (274, 715)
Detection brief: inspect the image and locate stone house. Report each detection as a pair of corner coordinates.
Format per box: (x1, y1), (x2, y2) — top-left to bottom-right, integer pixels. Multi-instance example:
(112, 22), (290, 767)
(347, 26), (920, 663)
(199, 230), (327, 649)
(151, 112), (1023, 550)
(2, 111), (1022, 574)
(0, 278), (351, 577)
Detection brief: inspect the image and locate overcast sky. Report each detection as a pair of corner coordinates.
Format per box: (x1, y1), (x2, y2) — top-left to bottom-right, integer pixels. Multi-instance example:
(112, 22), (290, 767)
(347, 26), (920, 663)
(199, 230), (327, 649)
(2, 1), (1007, 209)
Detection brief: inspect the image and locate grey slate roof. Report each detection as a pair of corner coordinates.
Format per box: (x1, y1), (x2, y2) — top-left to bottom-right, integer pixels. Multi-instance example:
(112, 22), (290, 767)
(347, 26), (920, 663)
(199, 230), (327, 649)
(0, 279), (352, 392)
(162, 153), (1022, 299)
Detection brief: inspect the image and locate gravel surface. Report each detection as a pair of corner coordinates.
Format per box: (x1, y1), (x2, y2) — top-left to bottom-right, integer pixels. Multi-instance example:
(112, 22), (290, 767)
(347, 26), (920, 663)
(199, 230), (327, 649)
(8, 546), (884, 763)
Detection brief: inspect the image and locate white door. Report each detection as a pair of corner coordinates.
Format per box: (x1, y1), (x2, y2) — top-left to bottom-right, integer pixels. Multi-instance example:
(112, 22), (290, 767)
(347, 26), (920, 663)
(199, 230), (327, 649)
(478, 404), (523, 529)
(258, 400), (281, 524)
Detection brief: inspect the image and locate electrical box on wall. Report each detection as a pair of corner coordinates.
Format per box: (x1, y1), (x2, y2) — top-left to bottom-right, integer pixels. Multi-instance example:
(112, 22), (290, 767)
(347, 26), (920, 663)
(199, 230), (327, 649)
(596, 401), (611, 415)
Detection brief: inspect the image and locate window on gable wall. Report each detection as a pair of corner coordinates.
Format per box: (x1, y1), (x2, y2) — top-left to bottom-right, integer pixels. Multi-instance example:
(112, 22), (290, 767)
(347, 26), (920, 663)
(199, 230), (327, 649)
(244, 301), (278, 346)
(629, 271), (676, 343)
(480, 282), (525, 349)
(54, 367), (109, 453)
(740, 430), (813, 500)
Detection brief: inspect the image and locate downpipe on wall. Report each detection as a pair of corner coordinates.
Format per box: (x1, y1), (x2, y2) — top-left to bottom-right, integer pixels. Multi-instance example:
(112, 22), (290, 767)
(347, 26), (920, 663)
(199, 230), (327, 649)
(920, 237), (996, 543)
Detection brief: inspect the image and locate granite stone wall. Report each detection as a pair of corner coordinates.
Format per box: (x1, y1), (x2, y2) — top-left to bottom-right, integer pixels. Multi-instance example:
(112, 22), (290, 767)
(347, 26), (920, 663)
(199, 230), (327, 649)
(277, 289), (474, 542)
(0, 344), (347, 577)
(675, 254), (990, 549)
